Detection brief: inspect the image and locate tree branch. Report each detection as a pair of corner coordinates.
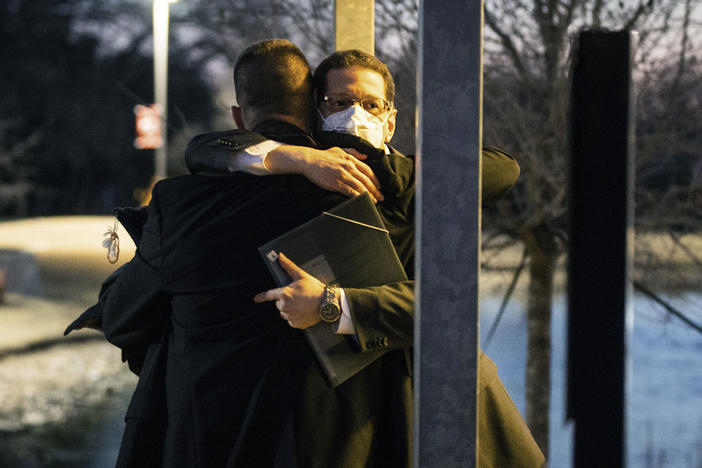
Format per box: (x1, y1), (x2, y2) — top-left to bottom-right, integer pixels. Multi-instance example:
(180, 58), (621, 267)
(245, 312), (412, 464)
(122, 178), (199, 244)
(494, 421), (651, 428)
(484, 6), (531, 79)
(634, 281), (702, 335)
(668, 231), (702, 270)
(484, 247), (529, 348)
(671, 0), (692, 96)
(624, 0), (656, 30)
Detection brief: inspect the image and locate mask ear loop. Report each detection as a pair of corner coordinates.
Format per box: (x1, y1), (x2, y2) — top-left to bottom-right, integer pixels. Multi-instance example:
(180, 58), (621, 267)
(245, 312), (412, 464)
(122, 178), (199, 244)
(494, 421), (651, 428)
(317, 107), (329, 126)
(374, 106), (392, 145)
(377, 107), (391, 126)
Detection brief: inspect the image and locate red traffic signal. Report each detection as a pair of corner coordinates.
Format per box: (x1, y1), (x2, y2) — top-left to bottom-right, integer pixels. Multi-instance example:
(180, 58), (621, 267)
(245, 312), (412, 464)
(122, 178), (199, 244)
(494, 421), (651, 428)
(134, 104), (163, 149)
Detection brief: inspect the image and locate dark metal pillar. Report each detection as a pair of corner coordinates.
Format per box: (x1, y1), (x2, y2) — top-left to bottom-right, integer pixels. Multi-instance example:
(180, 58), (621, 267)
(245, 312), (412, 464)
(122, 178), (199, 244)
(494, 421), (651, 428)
(415, 1), (483, 466)
(567, 30), (636, 468)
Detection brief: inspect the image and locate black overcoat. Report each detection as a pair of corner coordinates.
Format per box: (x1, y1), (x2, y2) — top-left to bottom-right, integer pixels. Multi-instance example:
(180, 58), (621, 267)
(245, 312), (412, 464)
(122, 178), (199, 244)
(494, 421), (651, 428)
(84, 121), (417, 467)
(185, 123), (417, 468)
(104, 170), (351, 467)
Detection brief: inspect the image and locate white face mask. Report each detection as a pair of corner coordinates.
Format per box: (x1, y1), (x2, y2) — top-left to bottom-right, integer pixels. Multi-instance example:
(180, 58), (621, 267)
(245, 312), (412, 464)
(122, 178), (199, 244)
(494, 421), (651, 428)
(319, 105), (390, 149)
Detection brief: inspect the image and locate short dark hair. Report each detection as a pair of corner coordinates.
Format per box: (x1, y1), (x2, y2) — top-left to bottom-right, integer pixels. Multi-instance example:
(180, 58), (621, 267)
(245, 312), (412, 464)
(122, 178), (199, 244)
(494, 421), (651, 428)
(233, 39), (313, 119)
(314, 49), (395, 103)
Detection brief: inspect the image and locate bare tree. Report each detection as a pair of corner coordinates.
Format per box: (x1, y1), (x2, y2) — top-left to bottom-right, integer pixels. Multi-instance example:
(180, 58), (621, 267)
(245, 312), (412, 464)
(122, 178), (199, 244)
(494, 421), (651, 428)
(481, 0), (702, 456)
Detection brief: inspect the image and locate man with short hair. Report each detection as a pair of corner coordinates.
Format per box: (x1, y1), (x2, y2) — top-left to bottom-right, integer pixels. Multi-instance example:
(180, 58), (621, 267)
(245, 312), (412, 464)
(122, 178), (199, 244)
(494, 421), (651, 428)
(89, 39), (379, 468)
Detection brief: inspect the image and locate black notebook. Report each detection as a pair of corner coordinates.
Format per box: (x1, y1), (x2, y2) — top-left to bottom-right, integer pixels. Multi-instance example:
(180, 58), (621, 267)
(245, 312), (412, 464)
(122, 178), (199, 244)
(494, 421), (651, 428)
(259, 193), (407, 387)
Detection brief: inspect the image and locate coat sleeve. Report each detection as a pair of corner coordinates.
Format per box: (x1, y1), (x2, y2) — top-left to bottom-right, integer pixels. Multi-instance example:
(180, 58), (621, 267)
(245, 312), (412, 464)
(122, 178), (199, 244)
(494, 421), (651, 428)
(481, 145), (520, 205)
(185, 130), (269, 175)
(344, 280), (414, 352)
(102, 252), (169, 349)
(478, 352), (546, 467)
(102, 184), (170, 365)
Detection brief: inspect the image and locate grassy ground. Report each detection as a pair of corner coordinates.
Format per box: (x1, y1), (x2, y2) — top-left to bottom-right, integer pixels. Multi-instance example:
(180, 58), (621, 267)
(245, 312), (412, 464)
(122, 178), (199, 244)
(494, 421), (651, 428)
(0, 291), (137, 467)
(0, 216), (138, 466)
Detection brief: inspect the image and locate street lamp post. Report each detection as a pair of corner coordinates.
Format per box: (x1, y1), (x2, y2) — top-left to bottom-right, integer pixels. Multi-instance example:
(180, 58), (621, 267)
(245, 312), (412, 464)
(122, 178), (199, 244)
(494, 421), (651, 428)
(152, 0), (176, 180)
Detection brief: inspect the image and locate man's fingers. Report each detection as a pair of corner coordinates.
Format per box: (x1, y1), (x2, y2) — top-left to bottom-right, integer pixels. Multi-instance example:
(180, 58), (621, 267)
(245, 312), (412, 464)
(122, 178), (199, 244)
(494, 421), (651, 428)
(342, 147), (367, 161)
(336, 167), (381, 203)
(354, 161), (382, 192)
(278, 253), (308, 280)
(342, 149), (381, 188)
(316, 147), (383, 201)
(340, 150), (383, 201)
(349, 165), (383, 201)
(253, 287), (283, 303)
(343, 186), (366, 201)
(340, 177), (375, 203)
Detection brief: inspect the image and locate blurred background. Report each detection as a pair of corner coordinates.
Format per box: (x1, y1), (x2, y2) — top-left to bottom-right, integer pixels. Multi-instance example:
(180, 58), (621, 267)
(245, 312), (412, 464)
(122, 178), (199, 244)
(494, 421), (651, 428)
(0, 0), (700, 466)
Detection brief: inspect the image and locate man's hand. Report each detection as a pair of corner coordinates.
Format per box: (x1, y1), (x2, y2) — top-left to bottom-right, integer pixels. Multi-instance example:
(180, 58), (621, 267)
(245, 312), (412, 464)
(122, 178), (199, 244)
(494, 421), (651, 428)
(265, 145), (384, 203)
(253, 253), (325, 329)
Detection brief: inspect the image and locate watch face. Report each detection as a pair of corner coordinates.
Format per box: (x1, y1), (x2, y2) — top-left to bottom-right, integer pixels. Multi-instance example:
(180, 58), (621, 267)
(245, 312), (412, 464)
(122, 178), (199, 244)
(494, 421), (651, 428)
(320, 303), (341, 322)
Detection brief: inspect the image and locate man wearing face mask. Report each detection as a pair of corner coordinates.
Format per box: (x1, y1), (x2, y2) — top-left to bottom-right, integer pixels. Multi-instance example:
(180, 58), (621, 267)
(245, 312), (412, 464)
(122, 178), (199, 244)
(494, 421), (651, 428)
(186, 49), (544, 468)
(318, 94), (392, 148)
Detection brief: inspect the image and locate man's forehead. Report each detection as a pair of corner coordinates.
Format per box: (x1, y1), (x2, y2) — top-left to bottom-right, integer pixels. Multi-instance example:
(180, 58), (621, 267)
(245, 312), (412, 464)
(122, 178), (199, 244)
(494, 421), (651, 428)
(325, 66), (387, 99)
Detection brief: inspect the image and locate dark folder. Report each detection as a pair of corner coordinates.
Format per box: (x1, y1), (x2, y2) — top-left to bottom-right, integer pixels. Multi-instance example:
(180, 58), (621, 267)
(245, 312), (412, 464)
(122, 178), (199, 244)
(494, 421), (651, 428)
(258, 193), (407, 387)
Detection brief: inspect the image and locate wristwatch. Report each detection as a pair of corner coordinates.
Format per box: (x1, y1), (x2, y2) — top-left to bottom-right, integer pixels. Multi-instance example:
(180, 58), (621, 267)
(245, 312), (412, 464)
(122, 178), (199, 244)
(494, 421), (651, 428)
(319, 285), (341, 323)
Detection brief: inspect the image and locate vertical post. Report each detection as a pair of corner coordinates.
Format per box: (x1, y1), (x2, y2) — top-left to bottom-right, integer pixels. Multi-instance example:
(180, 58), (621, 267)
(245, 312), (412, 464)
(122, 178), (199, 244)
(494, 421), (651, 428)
(415, 1), (483, 466)
(153, 0), (171, 180)
(334, 0), (374, 54)
(567, 30), (636, 468)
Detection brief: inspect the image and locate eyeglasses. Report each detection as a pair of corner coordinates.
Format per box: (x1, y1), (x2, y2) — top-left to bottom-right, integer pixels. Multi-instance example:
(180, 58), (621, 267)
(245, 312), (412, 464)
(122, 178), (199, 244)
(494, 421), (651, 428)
(320, 95), (392, 117)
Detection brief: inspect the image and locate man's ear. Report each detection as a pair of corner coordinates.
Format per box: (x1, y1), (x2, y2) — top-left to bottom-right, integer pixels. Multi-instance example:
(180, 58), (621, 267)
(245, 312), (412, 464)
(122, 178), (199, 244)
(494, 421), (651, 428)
(231, 106), (246, 129)
(384, 107), (397, 143)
